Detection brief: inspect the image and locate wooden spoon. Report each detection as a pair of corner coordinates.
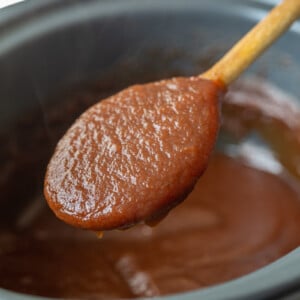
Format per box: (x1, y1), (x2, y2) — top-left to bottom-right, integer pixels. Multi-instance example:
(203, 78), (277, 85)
(44, 0), (300, 231)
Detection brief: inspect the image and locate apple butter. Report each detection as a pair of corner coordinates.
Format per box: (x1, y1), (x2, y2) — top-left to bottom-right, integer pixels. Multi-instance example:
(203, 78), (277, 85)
(1, 77), (300, 299)
(44, 77), (222, 230)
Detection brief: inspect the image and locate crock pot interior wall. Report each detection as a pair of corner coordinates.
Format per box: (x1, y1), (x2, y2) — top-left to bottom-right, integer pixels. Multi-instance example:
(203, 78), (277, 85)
(0, 0), (300, 123)
(0, 0), (300, 300)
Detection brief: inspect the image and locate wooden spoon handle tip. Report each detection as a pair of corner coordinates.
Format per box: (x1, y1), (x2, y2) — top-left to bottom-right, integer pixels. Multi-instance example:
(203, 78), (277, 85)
(202, 0), (300, 86)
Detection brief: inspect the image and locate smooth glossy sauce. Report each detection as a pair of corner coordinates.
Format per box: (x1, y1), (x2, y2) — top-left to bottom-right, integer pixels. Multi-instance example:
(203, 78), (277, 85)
(2, 154), (300, 298)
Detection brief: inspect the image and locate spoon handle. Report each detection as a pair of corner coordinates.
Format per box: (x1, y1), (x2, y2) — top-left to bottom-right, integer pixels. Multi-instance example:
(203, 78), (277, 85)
(202, 0), (300, 86)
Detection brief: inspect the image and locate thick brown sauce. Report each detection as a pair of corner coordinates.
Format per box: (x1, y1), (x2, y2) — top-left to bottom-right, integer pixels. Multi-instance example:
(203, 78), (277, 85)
(44, 77), (221, 230)
(2, 154), (300, 298)
(1, 78), (300, 298)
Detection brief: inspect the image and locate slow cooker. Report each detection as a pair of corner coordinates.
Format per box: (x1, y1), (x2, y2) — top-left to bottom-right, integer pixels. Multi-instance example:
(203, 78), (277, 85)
(0, 1), (300, 299)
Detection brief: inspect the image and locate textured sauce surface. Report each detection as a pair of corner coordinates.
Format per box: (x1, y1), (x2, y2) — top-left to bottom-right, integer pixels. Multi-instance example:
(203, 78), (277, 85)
(44, 77), (221, 230)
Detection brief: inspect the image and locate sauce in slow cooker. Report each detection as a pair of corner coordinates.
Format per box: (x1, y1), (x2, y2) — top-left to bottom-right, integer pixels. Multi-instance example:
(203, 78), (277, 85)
(1, 77), (300, 298)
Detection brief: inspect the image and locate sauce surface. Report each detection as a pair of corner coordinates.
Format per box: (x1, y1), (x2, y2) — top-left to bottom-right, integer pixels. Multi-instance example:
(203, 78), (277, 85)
(2, 154), (300, 298)
(44, 77), (221, 230)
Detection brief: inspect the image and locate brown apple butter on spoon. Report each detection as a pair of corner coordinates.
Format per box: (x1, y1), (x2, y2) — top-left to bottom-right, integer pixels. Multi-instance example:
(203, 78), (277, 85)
(44, 0), (300, 231)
